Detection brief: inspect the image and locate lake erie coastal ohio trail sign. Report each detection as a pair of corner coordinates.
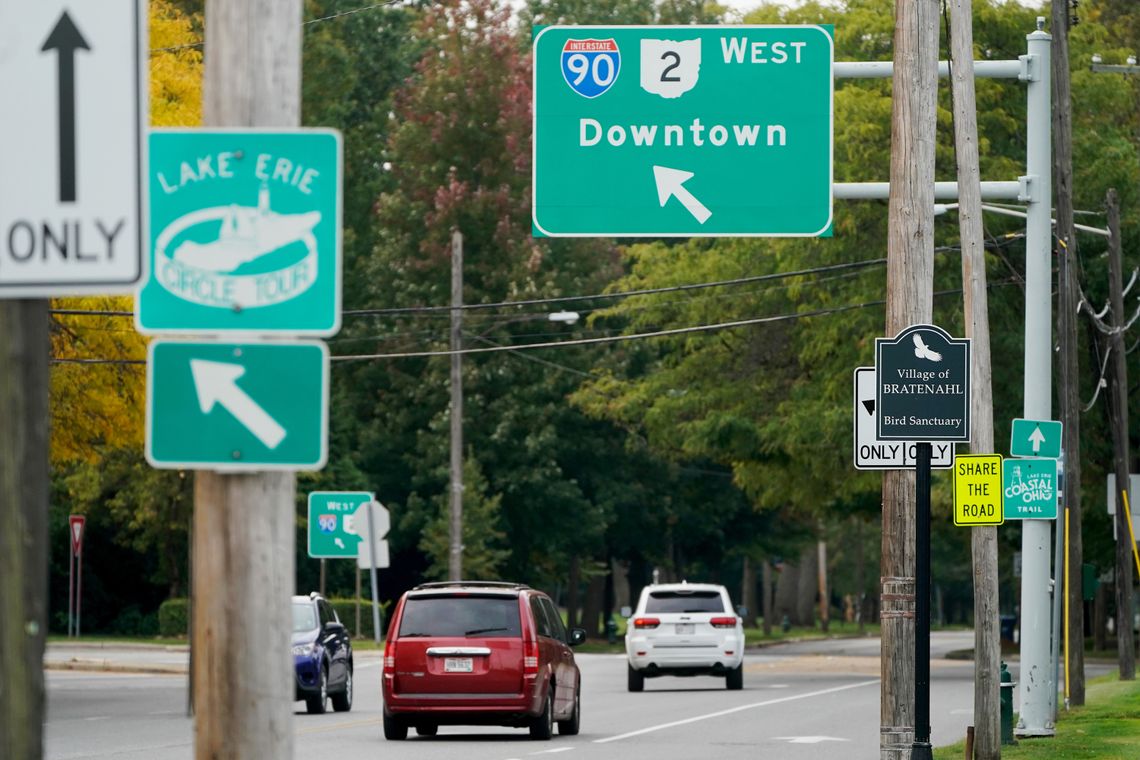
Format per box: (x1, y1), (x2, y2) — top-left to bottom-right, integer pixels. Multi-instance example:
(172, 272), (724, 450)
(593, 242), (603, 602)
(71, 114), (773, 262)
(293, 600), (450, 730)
(532, 25), (833, 237)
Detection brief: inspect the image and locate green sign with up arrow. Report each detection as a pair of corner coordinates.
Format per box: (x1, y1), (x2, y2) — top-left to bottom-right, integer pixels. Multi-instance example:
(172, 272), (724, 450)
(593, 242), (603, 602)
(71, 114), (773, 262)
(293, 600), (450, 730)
(1010, 418), (1062, 459)
(146, 339), (329, 471)
(532, 25), (833, 237)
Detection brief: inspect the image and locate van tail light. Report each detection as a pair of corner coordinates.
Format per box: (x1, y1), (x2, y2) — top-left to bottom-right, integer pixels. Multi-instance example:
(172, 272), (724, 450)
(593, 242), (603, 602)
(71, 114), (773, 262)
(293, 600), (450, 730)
(710, 616), (738, 629)
(523, 637), (540, 675)
(633, 617), (660, 629)
(383, 638), (397, 671)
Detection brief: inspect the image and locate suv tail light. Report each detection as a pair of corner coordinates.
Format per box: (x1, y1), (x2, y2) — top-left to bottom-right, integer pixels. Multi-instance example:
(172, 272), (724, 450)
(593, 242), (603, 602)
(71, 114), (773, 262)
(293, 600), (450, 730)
(633, 617), (660, 629)
(523, 637), (539, 675)
(383, 638), (397, 671)
(710, 616), (738, 629)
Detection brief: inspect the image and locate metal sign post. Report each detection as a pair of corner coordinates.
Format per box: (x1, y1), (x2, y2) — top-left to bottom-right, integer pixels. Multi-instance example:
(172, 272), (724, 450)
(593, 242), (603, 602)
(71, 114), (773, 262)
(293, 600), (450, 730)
(365, 504), (382, 645)
(875, 324), (971, 760)
(68, 515), (85, 637)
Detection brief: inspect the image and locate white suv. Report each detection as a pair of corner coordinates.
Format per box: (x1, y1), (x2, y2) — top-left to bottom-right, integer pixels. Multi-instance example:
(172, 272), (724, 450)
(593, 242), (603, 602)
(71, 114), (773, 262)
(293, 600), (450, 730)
(625, 582), (745, 691)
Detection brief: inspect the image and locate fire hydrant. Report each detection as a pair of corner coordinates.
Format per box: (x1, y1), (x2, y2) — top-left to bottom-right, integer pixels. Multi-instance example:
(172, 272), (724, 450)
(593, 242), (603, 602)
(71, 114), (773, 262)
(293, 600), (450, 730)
(1000, 661), (1017, 745)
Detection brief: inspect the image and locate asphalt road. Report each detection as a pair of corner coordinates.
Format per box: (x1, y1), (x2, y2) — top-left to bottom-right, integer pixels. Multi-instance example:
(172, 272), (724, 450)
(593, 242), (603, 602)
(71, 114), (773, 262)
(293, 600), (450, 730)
(43, 633), (993, 759)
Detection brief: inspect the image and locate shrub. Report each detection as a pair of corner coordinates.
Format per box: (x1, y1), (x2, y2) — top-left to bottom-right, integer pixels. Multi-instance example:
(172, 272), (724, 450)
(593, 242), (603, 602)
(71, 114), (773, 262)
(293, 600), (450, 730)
(329, 597), (388, 640)
(158, 598), (189, 638)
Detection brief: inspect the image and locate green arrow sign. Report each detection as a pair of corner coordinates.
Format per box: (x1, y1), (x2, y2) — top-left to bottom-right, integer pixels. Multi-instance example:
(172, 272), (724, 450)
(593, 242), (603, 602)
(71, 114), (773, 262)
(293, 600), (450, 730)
(308, 491), (373, 558)
(1002, 457), (1058, 520)
(137, 129), (342, 336)
(1009, 418), (1062, 459)
(146, 339), (328, 470)
(532, 25), (833, 237)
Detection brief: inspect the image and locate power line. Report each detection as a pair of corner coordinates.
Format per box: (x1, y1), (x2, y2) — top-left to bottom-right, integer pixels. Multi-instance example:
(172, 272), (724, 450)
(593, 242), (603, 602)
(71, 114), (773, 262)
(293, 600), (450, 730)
(48, 257), (890, 322)
(49, 279), (1022, 365)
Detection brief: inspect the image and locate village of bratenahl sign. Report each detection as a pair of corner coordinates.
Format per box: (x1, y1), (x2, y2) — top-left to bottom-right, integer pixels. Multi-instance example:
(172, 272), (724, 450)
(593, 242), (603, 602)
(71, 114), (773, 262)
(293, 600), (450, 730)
(875, 324), (971, 443)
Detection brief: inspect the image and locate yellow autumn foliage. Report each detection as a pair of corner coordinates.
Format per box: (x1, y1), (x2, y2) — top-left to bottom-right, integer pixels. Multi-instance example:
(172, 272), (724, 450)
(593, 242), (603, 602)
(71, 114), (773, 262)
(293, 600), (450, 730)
(50, 0), (203, 464)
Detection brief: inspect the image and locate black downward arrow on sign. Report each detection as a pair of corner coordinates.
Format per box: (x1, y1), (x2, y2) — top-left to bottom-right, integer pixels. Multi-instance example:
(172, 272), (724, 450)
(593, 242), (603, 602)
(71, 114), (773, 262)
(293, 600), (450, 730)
(862, 399), (875, 415)
(42, 11), (90, 204)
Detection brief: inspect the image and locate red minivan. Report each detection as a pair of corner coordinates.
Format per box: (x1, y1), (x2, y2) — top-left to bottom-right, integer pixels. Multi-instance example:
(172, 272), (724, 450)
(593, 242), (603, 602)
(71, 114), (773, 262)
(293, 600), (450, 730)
(381, 581), (586, 740)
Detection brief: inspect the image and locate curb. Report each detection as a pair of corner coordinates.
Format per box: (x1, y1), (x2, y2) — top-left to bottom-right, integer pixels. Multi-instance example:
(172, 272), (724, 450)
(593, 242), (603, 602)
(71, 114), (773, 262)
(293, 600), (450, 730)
(45, 659), (188, 675)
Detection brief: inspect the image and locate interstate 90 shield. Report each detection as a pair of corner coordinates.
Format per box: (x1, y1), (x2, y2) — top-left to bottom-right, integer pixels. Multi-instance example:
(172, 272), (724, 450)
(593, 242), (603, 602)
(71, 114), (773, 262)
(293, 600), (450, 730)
(560, 38), (621, 98)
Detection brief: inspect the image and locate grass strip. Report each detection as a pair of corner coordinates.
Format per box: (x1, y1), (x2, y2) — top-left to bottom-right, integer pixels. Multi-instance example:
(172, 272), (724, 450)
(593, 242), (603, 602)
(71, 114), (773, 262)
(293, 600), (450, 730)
(934, 675), (1140, 760)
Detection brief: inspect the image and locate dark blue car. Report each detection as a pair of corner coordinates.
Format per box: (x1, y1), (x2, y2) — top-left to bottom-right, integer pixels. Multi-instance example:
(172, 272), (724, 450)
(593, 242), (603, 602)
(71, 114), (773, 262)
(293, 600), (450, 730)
(293, 593), (353, 714)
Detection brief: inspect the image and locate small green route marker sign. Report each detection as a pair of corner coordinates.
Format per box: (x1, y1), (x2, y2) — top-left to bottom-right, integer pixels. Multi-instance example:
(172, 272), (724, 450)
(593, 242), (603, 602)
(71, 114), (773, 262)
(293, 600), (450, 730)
(1002, 457), (1058, 520)
(137, 129), (342, 336)
(532, 25), (833, 237)
(146, 339), (329, 471)
(1009, 418), (1062, 459)
(308, 491), (373, 558)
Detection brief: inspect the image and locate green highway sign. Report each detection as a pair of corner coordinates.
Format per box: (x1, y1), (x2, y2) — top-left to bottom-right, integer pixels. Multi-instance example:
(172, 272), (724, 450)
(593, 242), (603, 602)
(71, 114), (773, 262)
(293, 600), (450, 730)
(1003, 457), (1058, 520)
(308, 492), (374, 558)
(137, 129), (342, 336)
(146, 340), (329, 471)
(532, 25), (833, 237)
(1010, 418), (1062, 459)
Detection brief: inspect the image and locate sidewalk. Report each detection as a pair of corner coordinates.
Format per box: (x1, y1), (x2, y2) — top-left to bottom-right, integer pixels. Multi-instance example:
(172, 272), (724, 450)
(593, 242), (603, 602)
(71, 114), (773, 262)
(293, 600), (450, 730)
(44, 641), (384, 675)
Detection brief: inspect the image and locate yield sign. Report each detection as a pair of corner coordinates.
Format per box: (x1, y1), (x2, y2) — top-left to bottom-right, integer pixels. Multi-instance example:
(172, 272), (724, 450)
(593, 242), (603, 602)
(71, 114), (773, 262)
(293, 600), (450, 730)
(69, 514), (86, 556)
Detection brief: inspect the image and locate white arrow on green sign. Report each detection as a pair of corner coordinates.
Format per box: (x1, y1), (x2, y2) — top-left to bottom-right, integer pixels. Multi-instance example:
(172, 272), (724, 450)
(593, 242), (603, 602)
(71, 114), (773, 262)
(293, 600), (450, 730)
(146, 339), (328, 471)
(1009, 418), (1062, 459)
(532, 25), (834, 237)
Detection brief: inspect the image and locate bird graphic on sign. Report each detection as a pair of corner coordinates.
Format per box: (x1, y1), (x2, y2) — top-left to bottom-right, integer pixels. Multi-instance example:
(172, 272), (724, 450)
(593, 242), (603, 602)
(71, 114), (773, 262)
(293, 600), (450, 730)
(913, 333), (943, 362)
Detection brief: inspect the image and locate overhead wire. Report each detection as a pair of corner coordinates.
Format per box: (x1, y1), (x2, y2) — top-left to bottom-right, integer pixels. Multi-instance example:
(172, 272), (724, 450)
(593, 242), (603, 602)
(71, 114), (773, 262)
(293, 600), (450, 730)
(148, 0), (405, 54)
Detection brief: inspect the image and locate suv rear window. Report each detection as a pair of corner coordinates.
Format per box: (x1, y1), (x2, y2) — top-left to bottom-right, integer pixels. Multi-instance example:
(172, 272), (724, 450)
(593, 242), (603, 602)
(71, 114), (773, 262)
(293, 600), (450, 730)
(645, 590), (725, 613)
(398, 595), (522, 638)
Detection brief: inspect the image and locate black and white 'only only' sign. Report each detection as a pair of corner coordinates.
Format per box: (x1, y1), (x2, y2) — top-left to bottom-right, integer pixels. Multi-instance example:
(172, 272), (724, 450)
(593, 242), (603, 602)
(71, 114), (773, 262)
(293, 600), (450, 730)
(853, 368), (953, 470)
(0, 0), (145, 297)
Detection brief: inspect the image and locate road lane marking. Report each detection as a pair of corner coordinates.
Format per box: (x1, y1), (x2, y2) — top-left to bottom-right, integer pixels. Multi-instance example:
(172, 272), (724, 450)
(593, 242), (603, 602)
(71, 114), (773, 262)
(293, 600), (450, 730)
(593, 679), (879, 744)
(529, 748), (575, 755)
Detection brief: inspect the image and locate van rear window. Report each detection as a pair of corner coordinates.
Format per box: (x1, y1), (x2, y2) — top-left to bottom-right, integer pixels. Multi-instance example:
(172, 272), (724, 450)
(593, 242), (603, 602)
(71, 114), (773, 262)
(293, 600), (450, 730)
(398, 595), (522, 638)
(645, 590), (725, 613)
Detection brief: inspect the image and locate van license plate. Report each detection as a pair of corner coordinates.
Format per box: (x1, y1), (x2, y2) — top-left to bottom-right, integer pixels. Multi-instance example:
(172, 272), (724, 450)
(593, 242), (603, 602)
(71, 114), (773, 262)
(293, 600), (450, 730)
(675, 623), (695, 635)
(445, 657), (473, 673)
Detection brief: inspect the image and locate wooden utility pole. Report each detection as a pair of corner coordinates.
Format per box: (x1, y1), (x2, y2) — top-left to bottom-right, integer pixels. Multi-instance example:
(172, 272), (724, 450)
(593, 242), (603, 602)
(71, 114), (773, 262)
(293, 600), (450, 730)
(1106, 189), (1136, 680)
(1053, 0), (1086, 706)
(0, 301), (50, 760)
(449, 230), (464, 582)
(881, 1), (939, 757)
(192, 2), (300, 757)
(947, 0), (1001, 755)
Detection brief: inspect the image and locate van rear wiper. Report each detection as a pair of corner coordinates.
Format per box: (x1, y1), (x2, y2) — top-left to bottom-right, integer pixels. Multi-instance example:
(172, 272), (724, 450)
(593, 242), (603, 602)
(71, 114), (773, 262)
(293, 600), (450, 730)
(465, 627), (509, 636)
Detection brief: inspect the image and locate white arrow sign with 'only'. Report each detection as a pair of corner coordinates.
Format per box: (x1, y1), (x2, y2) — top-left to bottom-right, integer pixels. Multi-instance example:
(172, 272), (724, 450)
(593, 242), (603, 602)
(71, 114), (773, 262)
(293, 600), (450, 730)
(653, 165), (711, 224)
(190, 359), (286, 449)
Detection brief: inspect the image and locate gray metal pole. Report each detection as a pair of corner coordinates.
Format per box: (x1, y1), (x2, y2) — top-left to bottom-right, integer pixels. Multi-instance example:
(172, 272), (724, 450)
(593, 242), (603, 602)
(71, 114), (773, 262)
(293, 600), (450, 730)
(1050, 513), (1064, 719)
(1016, 18), (1056, 737)
(365, 504), (382, 645)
